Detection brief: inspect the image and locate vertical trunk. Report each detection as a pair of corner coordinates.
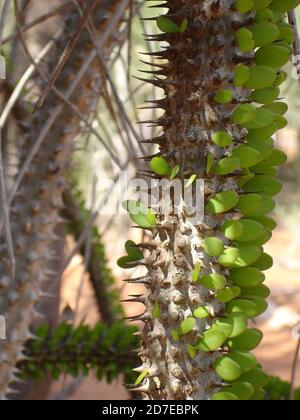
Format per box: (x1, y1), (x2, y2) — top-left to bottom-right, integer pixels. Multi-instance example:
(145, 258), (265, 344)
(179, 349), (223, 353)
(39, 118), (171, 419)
(0, 0), (129, 399)
(130, 0), (293, 400)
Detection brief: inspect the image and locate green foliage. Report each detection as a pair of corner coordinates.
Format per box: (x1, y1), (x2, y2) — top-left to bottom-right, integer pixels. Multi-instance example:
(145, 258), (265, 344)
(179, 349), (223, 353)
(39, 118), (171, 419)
(18, 322), (139, 384)
(123, 200), (157, 228)
(157, 16), (188, 34)
(118, 240), (144, 269)
(150, 157), (171, 176)
(265, 376), (300, 400)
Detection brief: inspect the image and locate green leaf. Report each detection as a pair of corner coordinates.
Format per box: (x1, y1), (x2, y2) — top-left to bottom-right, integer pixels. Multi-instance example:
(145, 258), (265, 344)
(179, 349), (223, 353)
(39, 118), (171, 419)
(123, 200), (147, 215)
(231, 145), (261, 168)
(214, 157), (240, 175)
(170, 164), (180, 180)
(117, 256), (139, 269)
(200, 273), (226, 291)
(221, 220), (244, 240)
(235, 0), (254, 13)
(125, 240), (143, 260)
(211, 131), (233, 147)
(129, 209), (157, 229)
(194, 306), (210, 319)
(226, 298), (258, 318)
(179, 318), (196, 335)
(236, 28), (255, 52)
(226, 382), (255, 400)
(251, 252), (273, 271)
(150, 157), (171, 176)
(152, 302), (161, 319)
(238, 368), (269, 388)
(227, 328), (263, 351)
(187, 344), (196, 359)
(171, 329), (180, 341)
(250, 86), (280, 105)
(211, 318), (234, 339)
(202, 237), (224, 257)
(255, 44), (291, 68)
(242, 175), (282, 197)
(234, 64), (250, 86)
(157, 16), (180, 33)
(192, 262), (202, 282)
(227, 314), (248, 338)
(180, 18), (188, 34)
(135, 369), (149, 385)
(197, 329), (226, 352)
(229, 267), (265, 288)
(232, 104), (256, 125)
(229, 351), (257, 371)
(206, 190), (239, 214)
(250, 23), (279, 47)
(212, 391), (239, 400)
(232, 219), (266, 242)
(216, 286), (241, 303)
(206, 153), (214, 174)
(185, 174), (197, 188)
(237, 194), (275, 217)
(214, 351), (257, 382)
(214, 89), (234, 104)
(218, 247), (239, 267)
(243, 108), (275, 130)
(214, 355), (243, 381)
(244, 66), (277, 89)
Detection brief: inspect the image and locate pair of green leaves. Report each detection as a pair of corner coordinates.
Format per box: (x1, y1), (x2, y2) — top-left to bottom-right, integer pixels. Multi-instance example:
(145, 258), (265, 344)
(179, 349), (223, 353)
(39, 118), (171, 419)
(117, 240), (144, 269)
(123, 200), (157, 229)
(157, 16), (188, 34)
(150, 157), (179, 180)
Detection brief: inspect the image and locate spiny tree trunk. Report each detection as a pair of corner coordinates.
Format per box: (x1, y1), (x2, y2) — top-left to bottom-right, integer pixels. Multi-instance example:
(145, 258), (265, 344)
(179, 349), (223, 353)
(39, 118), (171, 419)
(127, 0), (295, 400)
(0, 0), (129, 399)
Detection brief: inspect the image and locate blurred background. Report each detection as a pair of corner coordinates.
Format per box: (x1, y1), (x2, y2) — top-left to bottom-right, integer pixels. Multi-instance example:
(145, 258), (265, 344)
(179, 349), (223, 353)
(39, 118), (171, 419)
(0, 0), (300, 400)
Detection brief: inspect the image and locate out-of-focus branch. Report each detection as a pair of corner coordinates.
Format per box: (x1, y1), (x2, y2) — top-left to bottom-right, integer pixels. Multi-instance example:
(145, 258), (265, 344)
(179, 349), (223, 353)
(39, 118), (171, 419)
(288, 10), (300, 88)
(0, 0), (10, 46)
(62, 189), (124, 324)
(18, 322), (139, 384)
(289, 336), (300, 400)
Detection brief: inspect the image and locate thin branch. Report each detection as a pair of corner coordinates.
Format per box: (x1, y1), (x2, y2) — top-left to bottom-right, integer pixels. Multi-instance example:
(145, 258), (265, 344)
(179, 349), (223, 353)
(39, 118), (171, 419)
(73, 177), (96, 321)
(288, 10), (300, 88)
(0, 132), (15, 276)
(49, 377), (84, 401)
(59, 158), (131, 275)
(0, 34), (60, 131)
(1, 2), (72, 45)
(290, 336), (300, 400)
(0, 0), (16, 276)
(34, 0), (99, 110)
(62, 187), (124, 325)
(9, 0), (130, 204)
(73, 0), (145, 157)
(0, 0), (10, 46)
(37, 156), (131, 310)
(13, 0), (121, 166)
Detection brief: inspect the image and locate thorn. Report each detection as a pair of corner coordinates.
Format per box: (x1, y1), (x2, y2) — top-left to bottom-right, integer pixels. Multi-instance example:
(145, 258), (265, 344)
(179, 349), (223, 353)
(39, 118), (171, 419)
(123, 312), (150, 322)
(126, 383), (150, 393)
(133, 365), (145, 373)
(122, 276), (150, 285)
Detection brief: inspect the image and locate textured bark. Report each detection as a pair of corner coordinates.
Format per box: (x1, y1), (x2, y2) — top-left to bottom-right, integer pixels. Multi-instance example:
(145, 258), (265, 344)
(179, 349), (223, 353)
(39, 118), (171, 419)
(131, 0), (289, 400)
(0, 0), (128, 399)
(139, 0), (248, 400)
